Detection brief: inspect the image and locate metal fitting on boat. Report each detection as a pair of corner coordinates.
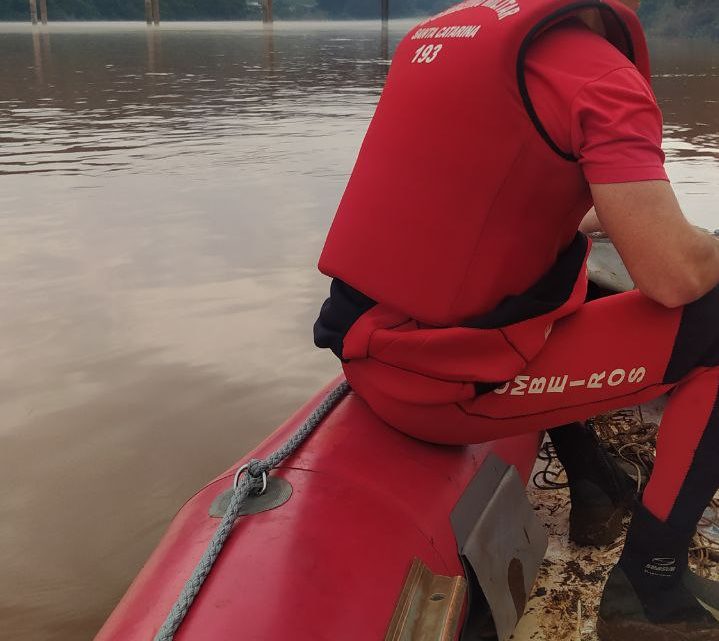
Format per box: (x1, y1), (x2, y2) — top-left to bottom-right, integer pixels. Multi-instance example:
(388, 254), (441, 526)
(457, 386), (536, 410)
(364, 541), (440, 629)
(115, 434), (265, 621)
(233, 463), (268, 495)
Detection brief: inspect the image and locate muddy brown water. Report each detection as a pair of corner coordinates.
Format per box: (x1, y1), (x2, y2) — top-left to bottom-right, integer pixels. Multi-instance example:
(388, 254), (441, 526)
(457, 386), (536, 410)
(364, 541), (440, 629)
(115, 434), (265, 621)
(0, 20), (717, 641)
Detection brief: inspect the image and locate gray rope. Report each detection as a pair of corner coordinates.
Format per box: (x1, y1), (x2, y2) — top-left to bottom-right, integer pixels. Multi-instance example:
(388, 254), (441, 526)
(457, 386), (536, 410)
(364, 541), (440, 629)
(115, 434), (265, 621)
(153, 380), (350, 641)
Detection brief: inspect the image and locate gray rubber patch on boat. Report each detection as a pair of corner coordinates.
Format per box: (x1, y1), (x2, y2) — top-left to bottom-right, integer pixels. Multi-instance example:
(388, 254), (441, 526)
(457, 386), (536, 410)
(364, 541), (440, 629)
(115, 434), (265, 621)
(209, 476), (293, 518)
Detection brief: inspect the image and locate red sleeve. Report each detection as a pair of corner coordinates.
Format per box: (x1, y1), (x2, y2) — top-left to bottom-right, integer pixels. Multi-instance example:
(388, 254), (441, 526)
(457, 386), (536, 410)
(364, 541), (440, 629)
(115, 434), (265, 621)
(524, 21), (668, 185)
(570, 67), (668, 184)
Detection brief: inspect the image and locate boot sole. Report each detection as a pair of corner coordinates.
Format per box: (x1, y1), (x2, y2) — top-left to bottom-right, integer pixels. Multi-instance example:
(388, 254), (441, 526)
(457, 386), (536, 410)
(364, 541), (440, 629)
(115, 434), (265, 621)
(597, 615), (719, 641)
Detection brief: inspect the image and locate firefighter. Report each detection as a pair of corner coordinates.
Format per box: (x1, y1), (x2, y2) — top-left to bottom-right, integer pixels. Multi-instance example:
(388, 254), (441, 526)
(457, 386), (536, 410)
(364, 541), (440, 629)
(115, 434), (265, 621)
(314, 1), (719, 637)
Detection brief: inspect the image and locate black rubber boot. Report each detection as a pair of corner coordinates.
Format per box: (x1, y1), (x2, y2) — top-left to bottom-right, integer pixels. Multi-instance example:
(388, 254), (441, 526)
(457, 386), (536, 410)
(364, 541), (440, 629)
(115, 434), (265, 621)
(597, 503), (718, 641)
(548, 422), (636, 546)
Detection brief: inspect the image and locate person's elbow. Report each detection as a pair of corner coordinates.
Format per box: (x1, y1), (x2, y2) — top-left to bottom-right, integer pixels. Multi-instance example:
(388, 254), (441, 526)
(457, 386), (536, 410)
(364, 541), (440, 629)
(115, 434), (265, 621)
(644, 280), (704, 309)
(638, 247), (719, 309)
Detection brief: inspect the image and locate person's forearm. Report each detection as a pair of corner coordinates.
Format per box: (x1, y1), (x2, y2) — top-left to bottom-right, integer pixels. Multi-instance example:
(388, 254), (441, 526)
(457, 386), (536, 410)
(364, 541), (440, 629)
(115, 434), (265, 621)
(686, 230), (719, 302)
(591, 181), (719, 308)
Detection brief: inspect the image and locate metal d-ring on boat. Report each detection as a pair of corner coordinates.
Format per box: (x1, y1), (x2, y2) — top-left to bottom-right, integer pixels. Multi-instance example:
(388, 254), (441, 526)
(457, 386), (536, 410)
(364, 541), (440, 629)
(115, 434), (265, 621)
(233, 463), (268, 495)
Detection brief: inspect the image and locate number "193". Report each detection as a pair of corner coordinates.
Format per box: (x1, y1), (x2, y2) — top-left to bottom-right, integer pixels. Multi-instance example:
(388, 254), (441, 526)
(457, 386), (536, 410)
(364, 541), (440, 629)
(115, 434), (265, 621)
(411, 44), (443, 64)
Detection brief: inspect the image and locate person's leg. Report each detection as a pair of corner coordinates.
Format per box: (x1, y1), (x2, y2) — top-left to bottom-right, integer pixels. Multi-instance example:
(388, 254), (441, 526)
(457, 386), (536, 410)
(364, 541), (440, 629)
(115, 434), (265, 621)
(598, 289), (719, 639)
(645, 278), (719, 530)
(345, 289), (684, 442)
(546, 284), (637, 545)
(548, 421), (636, 545)
(345, 286), (719, 636)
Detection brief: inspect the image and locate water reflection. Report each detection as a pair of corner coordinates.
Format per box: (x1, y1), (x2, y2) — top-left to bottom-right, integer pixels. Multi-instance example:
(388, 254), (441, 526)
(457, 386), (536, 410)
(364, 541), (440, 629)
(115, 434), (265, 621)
(0, 20), (716, 641)
(0, 353), (311, 640)
(145, 28), (160, 72)
(0, 23), (393, 177)
(264, 24), (276, 70)
(381, 21), (389, 60)
(650, 37), (719, 226)
(0, 20), (401, 641)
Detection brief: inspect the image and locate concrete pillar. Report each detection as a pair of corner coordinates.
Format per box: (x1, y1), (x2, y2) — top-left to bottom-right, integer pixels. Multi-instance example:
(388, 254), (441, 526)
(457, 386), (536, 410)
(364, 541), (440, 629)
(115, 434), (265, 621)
(39, 0), (47, 24)
(151, 0), (160, 25)
(262, 0), (273, 23)
(29, 0), (38, 25)
(145, 0), (152, 25)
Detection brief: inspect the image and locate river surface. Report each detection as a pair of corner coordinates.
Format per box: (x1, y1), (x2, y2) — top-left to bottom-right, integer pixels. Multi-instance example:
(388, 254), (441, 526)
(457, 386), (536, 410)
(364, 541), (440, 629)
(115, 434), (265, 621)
(0, 20), (717, 641)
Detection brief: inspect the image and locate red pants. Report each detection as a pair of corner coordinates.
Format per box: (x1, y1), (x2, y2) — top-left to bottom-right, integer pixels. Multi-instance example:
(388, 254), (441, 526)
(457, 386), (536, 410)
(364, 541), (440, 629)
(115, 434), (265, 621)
(344, 288), (719, 531)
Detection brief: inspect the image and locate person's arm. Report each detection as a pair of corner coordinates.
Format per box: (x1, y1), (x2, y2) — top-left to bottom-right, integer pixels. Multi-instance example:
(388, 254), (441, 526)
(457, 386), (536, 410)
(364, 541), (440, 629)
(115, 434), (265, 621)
(591, 180), (719, 308)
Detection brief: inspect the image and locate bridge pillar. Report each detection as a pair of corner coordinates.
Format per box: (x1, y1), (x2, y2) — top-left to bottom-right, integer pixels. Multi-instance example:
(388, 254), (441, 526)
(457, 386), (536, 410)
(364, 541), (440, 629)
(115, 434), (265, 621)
(262, 0), (273, 23)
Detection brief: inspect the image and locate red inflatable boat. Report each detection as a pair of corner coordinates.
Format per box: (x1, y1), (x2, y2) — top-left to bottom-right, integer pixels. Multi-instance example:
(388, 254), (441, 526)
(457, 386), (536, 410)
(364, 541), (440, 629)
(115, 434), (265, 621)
(95, 377), (545, 641)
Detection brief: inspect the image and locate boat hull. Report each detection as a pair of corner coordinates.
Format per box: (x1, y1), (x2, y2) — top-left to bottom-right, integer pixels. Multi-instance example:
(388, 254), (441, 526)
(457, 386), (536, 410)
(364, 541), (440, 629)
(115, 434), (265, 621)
(95, 378), (541, 641)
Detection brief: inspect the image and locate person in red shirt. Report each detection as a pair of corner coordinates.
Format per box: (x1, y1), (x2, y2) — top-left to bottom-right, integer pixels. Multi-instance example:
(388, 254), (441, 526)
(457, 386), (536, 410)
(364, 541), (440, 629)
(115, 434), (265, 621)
(314, 1), (719, 638)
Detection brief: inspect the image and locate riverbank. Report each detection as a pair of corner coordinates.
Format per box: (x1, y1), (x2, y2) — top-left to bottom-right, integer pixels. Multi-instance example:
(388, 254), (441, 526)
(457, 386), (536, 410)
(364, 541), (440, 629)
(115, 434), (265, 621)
(2, 0), (719, 40)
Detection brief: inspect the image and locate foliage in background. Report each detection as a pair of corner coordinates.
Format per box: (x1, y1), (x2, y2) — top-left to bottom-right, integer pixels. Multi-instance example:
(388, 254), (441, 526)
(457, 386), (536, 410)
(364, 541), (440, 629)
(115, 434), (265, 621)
(0, 0), (251, 19)
(313, 0), (452, 19)
(0, 0), (457, 21)
(0, 0), (717, 38)
(639, 0), (719, 39)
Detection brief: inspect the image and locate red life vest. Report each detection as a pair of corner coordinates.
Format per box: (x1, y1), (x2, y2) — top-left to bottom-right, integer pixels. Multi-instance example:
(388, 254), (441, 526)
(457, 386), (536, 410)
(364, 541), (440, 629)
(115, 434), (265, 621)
(315, 0), (652, 403)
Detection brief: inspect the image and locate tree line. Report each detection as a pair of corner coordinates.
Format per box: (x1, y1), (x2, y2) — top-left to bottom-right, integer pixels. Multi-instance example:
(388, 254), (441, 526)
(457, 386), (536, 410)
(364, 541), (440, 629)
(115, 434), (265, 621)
(639, 0), (718, 39)
(0, 0), (717, 38)
(0, 0), (454, 20)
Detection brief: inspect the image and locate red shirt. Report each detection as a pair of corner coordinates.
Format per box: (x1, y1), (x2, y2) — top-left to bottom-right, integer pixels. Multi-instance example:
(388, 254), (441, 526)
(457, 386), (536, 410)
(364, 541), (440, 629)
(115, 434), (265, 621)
(525, 20), (668, 184)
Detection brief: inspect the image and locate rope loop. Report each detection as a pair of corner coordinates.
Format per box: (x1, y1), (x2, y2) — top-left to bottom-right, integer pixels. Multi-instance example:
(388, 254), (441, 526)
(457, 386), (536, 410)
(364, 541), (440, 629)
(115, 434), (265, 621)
(248, 458), (268, 477)
(233, 461), (268, 494)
